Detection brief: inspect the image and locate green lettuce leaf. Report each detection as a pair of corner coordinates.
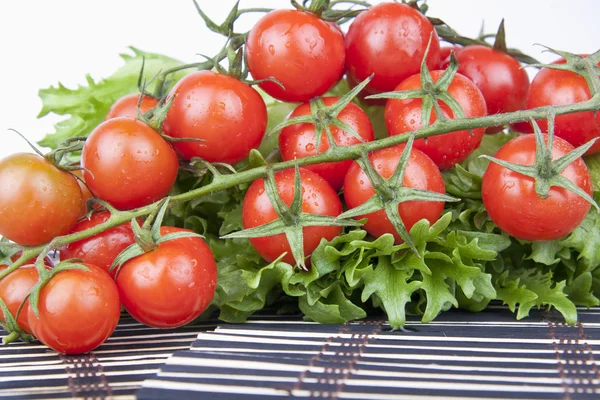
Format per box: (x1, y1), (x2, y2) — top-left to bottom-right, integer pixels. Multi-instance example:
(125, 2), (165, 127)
(38, 48), (185, 149)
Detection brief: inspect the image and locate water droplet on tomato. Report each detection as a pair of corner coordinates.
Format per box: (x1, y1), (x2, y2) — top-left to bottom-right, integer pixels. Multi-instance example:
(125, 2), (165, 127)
(268, 45), (275, 55)
(218, 102), (226, 110)
(258, 188), (264, 195)
(359, 180), (364, 185)
(285, 42), (291, 48)
(314, 202), (319, 207)
(305, 143), (315, 152)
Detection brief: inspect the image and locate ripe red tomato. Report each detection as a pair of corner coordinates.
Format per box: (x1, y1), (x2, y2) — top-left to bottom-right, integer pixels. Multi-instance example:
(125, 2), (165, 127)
(448, 45), (529, 133)
(0, 153), (83, 246)
(245, 9), (345, 103)
(0, 265), (41, 334)
(60, 211), (136, 278)
(105, 94), (159, 120)
(524, 56), (600, 155)
(345, 2), (440, 95)
(28, 264), (121, 354)
(116, 227), (217, 328)
(242, 168), (342, 265)
(385, 70), (487, 169)
(162, 71), (267, 164)
(82, 117), (179, 210)
(279, 97), (375, 190)
(482, 134), (592, 241)
(344, 145), (446, 244)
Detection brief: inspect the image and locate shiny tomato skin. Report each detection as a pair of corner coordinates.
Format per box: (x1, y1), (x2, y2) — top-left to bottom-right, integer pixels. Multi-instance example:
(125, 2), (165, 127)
(246, 9), (345, 103)
(343, 145), (446, 244)
(345, 2), (440, 95)
(279, 97), (375, 190)
(525, 56), (600, 155)
(385, 70), (487, 169)
(105, 94), (159, 120)
(242, 168), (342, 264)
(0, 265), (41, 334)
(60, 212), (136, 278)
(28, 264), (121, 354)
(116, 227), (217, 328)
(482, 134), (592, 241)
(450, 45), (529, 132)
(82, 117), (179, 210)
(0, 153), (83, 246)
(162, 71), (267, 164)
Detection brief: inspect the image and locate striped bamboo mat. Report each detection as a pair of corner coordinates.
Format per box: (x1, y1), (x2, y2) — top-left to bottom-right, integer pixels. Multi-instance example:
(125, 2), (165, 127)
(1, 306), (600, 399)
(137, 306), (600, 400)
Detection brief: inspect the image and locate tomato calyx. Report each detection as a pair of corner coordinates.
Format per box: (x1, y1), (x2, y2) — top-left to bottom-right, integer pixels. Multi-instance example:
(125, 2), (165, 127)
(110, 198), (204, 275)
(222, 165), (361, 270)
(482, 112), (599, 208)
(530, 48), (600, 97)
(291, 0), (367, 21)
(271, 75), (373, 153)
(0, 298), (34, 345)
(338, 135), (458, 255)
(369, 37), (472, 135)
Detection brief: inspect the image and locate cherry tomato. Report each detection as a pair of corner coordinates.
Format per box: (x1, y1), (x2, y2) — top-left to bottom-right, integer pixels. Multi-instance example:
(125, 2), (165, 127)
(82, 117), (179, 210)
(116, 226), (217, 328)
(246, 9), (345, 103)
(28, 264), (121, 354)
(242, 168), (342, 264)
(279, 97), (375, 190)
(448, 45), (529, 133)
(162, 71), (267, 164)
(105, 94), (159, 120)
(345, 2), (440, 95)
(524, 56), (600, 155)
(385, 70), (487, 169)
(60, 212), (136, 278)
(0, 153), (83, 246)
(344, 145), (446, 244)
(482, 134), (592, 241)
(0, 265), (41, 334)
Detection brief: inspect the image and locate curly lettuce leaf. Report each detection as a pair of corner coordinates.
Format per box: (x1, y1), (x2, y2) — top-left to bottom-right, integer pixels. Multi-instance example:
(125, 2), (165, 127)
(37, 48), (186, 149)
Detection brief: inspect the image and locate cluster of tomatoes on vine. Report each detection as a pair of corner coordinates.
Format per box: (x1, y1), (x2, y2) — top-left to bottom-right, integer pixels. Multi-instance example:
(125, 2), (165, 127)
(0, 1), (599, 355)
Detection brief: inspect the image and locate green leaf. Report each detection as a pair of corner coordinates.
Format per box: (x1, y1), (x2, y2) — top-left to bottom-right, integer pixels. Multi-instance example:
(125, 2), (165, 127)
(496, 269), (577, 324)
(361, 256), (421, 329)
(561, 195), (600, 267)
(38, 48), (184, 149)
(565, 272), (600, 308)
(299, 285), (366, 324)
(584, 154), (600, 192)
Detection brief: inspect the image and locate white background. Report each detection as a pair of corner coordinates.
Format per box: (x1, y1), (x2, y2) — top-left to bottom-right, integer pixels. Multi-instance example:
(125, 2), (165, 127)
(0, 0), (598, 160)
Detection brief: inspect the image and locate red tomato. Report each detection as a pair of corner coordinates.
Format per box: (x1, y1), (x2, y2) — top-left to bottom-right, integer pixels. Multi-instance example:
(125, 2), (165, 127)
(242, 168), (342, 265)
(245, 9), (345, 102)
(449, 45), (529, 133)
(60, 211), (136, 278)
(482, 134), (592, 241)
(82, 117), (179, 210)
(345, 2), (440, 95)
(385, 70), (487, 169)
(279, 97), (375, 190)
(116, 227), (217, 328)
(105, 94), (159, 120)
(0, 153), (83, 246)
(162, 71), (267, 164)
(344, 145), (446, 244)
(524, 56), (600, 155)
(28, 264), (121, 354)
(0, 265), (41, 334)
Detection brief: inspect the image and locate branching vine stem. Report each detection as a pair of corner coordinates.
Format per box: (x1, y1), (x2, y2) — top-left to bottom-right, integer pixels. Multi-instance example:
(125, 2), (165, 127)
(1, 94), (599, 280)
